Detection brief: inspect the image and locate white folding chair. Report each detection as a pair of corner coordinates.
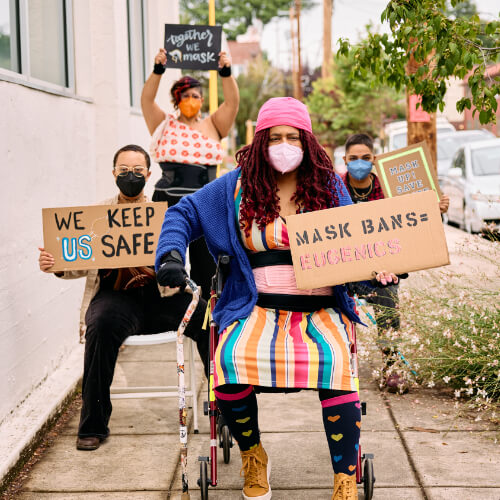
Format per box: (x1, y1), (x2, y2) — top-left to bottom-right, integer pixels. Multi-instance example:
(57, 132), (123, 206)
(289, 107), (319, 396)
(110, 331), (199, 432)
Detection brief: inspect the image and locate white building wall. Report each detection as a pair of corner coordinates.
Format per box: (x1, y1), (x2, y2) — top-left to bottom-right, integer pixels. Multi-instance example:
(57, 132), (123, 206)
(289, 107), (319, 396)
(0, 0), (180, 469)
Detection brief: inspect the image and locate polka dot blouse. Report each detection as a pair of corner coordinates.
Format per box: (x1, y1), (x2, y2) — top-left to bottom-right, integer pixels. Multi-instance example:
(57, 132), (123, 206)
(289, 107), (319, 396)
(151, 114), (223, 166)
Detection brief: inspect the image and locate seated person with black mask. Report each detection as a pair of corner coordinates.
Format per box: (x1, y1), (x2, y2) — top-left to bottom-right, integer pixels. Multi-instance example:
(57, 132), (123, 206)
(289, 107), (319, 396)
(38, 144), (208, 451)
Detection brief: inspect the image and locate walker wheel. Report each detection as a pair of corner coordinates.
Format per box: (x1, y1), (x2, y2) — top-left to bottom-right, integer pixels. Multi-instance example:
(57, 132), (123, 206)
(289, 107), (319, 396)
(363, 457), (375, 500)
(221, 425), (232, 464)
(199, 460), (209, 500)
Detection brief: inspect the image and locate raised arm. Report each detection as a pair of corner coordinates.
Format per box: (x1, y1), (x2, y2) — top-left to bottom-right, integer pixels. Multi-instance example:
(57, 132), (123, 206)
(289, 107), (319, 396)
(210, 52), (239, 139)
(141, 48), (168, 135)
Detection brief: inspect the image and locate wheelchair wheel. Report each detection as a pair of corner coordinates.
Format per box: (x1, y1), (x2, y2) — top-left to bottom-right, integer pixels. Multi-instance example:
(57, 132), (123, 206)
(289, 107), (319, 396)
(199, 460), (209, 500)
(363, 457), (375, 500)
(221, 425), (232, 464)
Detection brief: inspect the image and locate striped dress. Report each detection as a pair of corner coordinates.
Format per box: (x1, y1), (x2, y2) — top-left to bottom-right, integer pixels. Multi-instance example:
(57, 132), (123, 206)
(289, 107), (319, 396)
(213, 179), (356, 392)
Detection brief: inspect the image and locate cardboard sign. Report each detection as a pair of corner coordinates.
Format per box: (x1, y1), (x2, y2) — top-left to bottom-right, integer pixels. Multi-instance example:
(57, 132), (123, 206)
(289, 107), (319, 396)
(374, 141), (441, 200)
(287, 190), (449, 289)
(164, 24), (222, 70)
(409, 94), (431, 122)
(42, 202), (168, 272)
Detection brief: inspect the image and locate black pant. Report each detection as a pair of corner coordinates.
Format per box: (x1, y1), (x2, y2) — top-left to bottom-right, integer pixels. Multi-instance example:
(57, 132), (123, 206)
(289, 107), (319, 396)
(349, 283), (400, 333)
(153, 189), (216, 302)
(79, 284), (208, 438)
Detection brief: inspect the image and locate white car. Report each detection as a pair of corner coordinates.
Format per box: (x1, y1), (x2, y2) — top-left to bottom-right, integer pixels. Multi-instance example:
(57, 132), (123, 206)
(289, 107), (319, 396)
(442, 139), (500, 233)
(437, 129), (495, 183)
(382, 118), (455, 152)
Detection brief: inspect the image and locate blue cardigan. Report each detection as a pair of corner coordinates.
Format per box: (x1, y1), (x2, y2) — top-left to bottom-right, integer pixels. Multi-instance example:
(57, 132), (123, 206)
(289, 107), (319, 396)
(155, 168), (361, 332)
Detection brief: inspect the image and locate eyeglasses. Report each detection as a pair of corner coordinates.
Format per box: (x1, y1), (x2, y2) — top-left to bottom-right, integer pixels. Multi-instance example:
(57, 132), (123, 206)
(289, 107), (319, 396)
(115, 166), (148, 177)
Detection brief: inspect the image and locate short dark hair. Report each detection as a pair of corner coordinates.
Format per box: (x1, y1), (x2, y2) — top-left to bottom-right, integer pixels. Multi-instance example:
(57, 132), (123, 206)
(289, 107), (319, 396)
(113, 144), (151, 169)
(170, 76), (202, 106)
(345, 133), (374, 153)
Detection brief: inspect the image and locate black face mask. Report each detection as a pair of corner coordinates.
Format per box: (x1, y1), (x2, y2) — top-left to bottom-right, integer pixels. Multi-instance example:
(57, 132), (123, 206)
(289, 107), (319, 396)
(116, 172), (146, 197)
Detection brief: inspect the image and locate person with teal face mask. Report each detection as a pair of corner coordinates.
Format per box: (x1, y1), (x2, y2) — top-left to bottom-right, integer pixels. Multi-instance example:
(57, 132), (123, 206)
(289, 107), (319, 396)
(340, 134), (449, 394)
(341, 134), (384, 204)
(340, 134), (407, 392)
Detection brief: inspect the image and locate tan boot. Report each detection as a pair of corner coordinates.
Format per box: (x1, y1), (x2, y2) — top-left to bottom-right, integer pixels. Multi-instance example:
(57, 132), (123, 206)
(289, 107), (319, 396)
(239, 442), (272, 499)
(332, 472), (357, 500)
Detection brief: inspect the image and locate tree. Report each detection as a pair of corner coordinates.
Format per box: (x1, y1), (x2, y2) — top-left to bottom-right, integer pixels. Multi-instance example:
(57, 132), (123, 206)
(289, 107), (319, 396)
(180, 0), (314, 40)
(306, 46), (405, 148)
(338, 0), (500, 124)
(446, 0), (498, 49)
(231, 56), (291, 143)
(446, 0), (477, 19)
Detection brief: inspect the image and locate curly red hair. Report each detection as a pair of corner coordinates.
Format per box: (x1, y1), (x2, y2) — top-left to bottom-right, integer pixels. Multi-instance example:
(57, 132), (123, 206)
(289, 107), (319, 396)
(237, 128), (343, 236)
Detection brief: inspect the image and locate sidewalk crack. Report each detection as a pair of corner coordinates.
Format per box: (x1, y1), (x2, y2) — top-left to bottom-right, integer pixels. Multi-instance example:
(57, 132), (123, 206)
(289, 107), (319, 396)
(382, 391), (429, 500)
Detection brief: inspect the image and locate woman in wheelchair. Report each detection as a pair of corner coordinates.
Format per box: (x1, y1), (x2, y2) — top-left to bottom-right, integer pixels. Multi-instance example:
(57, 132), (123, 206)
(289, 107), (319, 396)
(155, 97), (399, 500)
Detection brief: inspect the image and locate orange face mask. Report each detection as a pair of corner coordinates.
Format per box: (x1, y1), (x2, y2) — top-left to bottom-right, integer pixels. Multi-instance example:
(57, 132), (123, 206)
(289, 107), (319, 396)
(178, 97), (202, 118)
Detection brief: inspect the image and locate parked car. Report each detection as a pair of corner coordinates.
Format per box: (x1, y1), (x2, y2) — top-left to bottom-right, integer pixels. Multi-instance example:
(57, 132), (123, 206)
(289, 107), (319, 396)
(437, 129), (495, 184)
(441, 139), (500, 233)
(382, 118), (456, 152)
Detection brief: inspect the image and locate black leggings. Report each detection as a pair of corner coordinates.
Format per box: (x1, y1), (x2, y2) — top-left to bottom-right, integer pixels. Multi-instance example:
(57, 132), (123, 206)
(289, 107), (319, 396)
(215, 384), (361, 474)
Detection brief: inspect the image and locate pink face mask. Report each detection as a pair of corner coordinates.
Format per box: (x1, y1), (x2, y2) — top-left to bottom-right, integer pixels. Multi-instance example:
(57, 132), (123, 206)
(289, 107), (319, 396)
(268, 142), (304, 174)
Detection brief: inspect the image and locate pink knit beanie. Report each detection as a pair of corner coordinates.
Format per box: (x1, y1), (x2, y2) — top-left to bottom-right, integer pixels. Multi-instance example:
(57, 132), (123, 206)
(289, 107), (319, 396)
(255, 97), (312, 134)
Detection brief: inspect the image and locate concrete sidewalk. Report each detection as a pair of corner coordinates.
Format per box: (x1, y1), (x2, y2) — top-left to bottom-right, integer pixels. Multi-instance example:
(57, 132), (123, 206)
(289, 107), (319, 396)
(11, 333), (500, 500)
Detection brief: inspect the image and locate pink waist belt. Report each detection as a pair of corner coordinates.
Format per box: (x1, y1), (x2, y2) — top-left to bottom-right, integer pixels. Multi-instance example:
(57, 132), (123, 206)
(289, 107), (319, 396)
(249, 250), (333, 305)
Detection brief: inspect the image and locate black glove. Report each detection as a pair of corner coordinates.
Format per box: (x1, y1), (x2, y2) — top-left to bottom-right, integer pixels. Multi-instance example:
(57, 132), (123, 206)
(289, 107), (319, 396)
(153, 62), (166, 75)
(156, 250), (187, 287)
(218, 65), (231, 77)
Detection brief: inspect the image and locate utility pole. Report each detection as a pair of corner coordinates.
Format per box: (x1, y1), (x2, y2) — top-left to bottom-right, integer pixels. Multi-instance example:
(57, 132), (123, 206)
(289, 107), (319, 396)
(322, 0), (333, 78)
(208, 0), (218, 114)
(406, 50), (437, 173)
(290, 1), (303, 100)
(295, 0), (303, 100)
(290, 6), (297, 98)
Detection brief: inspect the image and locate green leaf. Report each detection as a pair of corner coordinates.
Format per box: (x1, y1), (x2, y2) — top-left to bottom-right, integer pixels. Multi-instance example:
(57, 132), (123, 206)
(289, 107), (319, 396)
(445, 59), (456, 74)
(456, 98), (471, 113)
(479, 110), (489, 124)
(484, 22), (495, 35)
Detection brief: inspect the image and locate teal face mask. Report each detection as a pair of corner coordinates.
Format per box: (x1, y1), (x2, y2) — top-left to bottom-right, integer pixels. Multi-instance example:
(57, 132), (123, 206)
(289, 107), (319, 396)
(347, 159), (373, 180)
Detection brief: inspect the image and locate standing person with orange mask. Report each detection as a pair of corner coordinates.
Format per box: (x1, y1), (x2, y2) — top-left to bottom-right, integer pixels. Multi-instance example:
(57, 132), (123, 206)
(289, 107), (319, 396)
(141, 49), (239, 301)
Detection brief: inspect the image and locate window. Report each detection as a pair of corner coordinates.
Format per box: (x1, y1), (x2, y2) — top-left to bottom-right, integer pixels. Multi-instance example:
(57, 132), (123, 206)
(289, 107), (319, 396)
(127, 0), (148, 108)
(453, 149), (466, 176)
(0, 0), (73, 89)
(472, 145), (500, 177)
(392, 132), (407, 150)
(0, 0), (20, 72)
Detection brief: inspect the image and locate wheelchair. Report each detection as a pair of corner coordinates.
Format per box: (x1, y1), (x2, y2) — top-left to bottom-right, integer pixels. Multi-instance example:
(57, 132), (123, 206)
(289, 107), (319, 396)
(177, 255), (375, 499)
